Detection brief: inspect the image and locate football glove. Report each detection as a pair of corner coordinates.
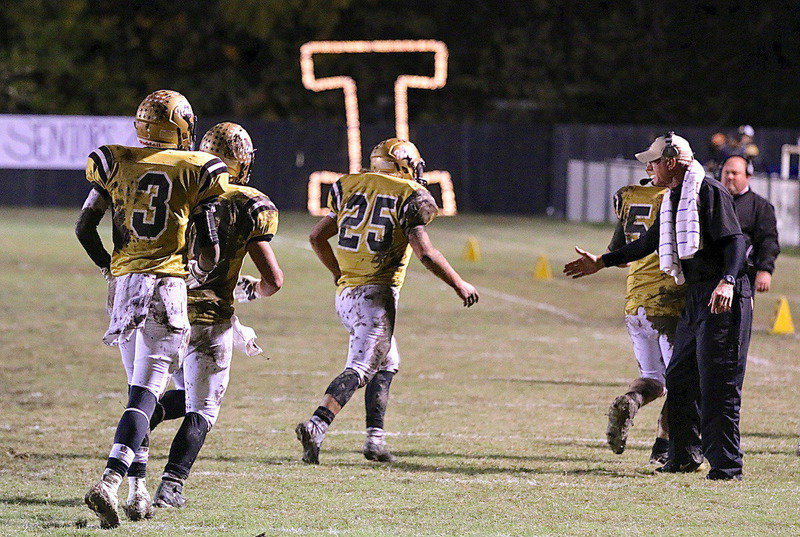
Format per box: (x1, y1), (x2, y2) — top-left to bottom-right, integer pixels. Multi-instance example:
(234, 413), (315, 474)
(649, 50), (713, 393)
(234, 275), (267, 303)
(187, 259), (212, 288)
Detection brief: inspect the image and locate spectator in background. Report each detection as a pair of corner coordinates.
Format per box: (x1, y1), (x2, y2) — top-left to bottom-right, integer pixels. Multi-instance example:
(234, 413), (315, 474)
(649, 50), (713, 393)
(706, 132), (730, 174)
(719, 155), (780, 292)
(737, 125), (761, 171)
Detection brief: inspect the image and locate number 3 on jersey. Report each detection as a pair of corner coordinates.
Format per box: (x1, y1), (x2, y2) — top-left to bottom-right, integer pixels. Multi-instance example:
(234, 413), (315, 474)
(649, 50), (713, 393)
(338, 193), (397, 252)
(132, 171), (172, 239)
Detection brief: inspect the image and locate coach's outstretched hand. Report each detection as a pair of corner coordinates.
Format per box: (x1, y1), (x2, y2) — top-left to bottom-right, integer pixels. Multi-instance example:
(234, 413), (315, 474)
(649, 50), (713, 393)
(563, 247), (605, 278)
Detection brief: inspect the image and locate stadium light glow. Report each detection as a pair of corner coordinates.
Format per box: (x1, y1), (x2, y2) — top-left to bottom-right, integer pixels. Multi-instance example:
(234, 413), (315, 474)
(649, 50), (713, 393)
(300, 40), (456, 216)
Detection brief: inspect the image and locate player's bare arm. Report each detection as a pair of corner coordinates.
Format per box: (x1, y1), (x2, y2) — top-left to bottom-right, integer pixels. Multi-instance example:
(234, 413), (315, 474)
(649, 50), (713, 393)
(406, 225), (478, 307)
(75, 188), (112, 275)
(235, 240), (284, 302)
(309, 215), (341, 285)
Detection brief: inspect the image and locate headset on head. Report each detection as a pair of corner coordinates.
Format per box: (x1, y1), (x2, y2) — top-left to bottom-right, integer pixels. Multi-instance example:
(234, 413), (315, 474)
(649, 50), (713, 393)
(717, 153), (755, 179)
(662, 131), (680, 160)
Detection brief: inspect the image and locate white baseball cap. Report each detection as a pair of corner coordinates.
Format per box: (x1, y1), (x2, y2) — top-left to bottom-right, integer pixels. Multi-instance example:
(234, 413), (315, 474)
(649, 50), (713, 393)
(738, 125), (755, 137)
(635, 133), (694, 164)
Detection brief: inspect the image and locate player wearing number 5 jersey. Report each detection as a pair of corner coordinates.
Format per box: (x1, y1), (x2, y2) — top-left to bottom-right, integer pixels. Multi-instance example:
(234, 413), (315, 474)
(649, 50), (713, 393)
(75, 90), (227, 528)
(604, 181), (685, 463)
(296, 138), (479, 465)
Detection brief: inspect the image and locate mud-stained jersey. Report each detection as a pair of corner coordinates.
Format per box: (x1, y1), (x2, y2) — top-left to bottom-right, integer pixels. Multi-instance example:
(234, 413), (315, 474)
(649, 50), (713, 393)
(609, 183), (686, 317)
(328, 172), (437, 291)
(187, 184), (279, 324)
(86, 145), (228, 277)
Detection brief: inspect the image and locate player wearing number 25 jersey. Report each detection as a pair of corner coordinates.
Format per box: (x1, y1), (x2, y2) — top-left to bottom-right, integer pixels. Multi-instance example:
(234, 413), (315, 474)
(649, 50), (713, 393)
(76, 90), (228, 528)
(604, 181), (685, 465)
(296, 138), (479, 466)
(328, 170), (431, 290)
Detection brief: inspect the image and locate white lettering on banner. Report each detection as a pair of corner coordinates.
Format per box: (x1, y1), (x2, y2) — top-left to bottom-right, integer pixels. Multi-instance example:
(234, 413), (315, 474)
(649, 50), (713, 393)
(0, 115), (138, 170)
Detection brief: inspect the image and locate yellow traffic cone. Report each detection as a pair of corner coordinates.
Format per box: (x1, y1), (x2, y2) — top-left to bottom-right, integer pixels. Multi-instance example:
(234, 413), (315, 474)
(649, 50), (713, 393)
(463, 237), (481, 262)
(770, 296), (795, 334)
(533, 255), (553, 280)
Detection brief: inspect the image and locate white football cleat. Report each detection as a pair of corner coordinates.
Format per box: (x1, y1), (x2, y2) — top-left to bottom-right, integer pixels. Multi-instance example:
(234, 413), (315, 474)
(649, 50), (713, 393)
(296, 420), (325, 464)
(363, 427), (396, 463)
(84, 469), (122, 529)
(607, 394), (640, 455)
(122, 477), (154, 521)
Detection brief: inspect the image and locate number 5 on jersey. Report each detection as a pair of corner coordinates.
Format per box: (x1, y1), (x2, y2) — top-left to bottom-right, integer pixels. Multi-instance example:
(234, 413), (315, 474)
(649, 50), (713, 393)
(338, 193), (397, 252)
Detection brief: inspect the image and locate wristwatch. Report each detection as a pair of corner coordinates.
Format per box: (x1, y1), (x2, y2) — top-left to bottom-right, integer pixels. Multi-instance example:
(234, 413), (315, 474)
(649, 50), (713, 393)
(722, 275), (736, 285)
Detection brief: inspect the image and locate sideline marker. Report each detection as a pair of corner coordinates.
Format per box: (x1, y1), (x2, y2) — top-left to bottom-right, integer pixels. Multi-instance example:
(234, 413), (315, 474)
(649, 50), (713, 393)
(533, 255), (553, 280)
(770, 296), (795, 335)
(463, 237), (481, 262)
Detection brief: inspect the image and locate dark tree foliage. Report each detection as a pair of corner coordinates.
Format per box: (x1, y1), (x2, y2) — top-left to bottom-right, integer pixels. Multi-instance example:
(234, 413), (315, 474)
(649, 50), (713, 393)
(0, 0), (798, 126)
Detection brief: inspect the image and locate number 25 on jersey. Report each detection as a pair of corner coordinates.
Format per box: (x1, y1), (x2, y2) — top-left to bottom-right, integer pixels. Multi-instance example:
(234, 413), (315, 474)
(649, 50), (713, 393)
(338, 193), (397, 253)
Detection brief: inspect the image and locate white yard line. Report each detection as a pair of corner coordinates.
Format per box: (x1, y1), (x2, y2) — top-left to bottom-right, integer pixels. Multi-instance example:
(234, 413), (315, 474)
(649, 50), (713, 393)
(273, 236), (585, 323)
(238, 394), (603, 410)
(475, 286), (584, 323)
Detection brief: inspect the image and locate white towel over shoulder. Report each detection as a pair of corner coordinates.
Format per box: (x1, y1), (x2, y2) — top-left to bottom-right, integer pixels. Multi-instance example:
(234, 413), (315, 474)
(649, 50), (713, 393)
(658, 160), (705, 285)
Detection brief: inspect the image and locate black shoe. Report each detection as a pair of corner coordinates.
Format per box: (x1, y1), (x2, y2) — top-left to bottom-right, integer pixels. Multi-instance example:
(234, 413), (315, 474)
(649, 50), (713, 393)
(649, 438), (669, 465)
(705, 470), (743, 481)
(153, 478), (186, 509)
(655, 459), (709, 474)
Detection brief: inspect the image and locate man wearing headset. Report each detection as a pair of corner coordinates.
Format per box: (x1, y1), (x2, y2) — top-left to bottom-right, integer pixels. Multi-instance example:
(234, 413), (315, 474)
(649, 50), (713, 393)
(718, 154), (780, 294)
(565, 133), (752, 481)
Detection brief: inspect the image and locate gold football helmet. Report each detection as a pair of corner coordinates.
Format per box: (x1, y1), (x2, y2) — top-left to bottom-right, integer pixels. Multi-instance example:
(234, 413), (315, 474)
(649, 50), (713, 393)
(199, 122), (255, 185)
(134, 90), (196, 150)
(370, 138), (426, 184)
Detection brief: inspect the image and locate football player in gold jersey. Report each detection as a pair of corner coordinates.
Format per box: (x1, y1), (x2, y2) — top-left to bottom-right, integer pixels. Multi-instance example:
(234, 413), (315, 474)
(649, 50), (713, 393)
(296, 138), (479, 464)
(75, 90), (228, 528)
(605, 179), (685, 463)
(142, 122), (283, 509)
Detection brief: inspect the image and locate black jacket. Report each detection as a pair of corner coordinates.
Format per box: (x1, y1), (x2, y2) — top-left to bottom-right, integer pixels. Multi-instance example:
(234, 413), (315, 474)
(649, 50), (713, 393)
(733, 188), (780, 274)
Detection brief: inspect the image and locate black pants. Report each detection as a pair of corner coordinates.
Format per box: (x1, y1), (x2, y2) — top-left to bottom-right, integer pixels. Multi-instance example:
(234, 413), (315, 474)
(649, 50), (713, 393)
(665, 278), (752, 477)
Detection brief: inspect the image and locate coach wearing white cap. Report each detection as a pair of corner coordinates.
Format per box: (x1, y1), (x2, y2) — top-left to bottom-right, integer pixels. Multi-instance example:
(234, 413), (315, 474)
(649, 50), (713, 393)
(565, 132), (752, 480)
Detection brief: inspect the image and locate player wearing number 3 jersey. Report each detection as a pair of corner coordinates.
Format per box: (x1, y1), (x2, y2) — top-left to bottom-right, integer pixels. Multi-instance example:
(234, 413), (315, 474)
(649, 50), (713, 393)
(75, 90), (228, 528)
(296, 138), (479, 465)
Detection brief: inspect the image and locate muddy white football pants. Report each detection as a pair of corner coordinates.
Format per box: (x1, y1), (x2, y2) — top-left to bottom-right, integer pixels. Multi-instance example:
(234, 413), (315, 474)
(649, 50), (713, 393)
(624, 306), (678, 385)
(171, 321), (233, 427)
(118, 277), (189, 398)
(335, 284), (400, 384)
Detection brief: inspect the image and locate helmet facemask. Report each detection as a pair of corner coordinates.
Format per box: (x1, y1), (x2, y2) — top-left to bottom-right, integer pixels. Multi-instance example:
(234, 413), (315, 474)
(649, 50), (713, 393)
(370, 138), (426, 185)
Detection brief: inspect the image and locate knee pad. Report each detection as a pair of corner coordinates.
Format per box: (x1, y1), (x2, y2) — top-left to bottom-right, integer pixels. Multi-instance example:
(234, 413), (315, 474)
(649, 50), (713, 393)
(151, 389), (186, 429)
(194, 406), (220, 429)
(325, 368), (362, 407)
(128, 385), (157, 418)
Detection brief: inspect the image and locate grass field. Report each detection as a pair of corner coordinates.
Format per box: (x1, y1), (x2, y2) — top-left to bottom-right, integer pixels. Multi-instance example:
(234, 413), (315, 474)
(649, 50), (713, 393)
(2, 208), (800, 536)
